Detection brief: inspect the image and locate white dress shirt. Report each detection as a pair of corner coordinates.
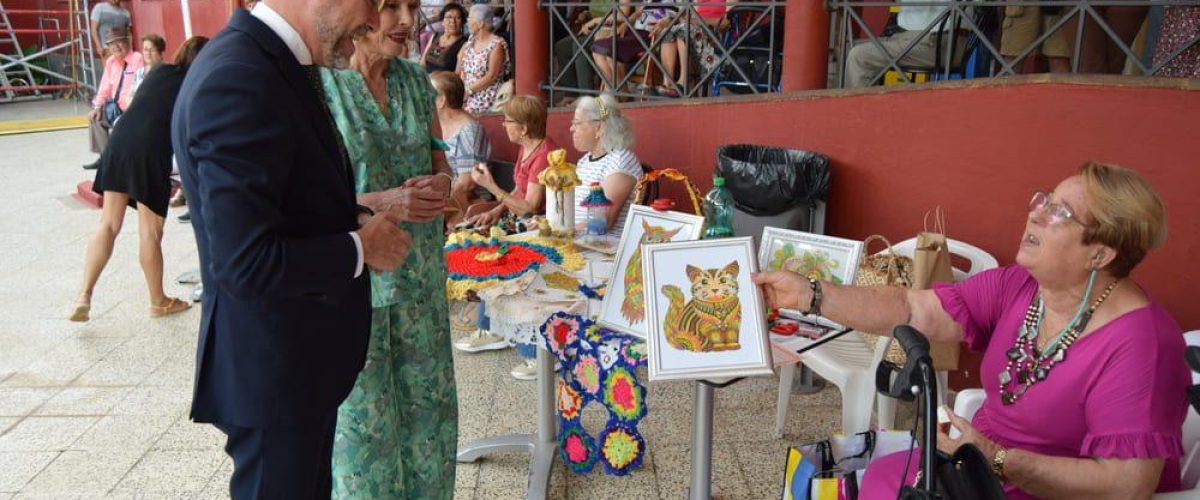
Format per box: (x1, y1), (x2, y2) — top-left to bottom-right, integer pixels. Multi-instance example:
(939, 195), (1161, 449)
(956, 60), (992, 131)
(251, 3), (365, 278)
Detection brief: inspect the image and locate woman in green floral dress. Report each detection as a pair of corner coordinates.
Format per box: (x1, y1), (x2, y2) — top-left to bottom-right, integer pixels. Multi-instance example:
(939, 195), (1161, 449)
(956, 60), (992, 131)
(320, 0), (458, 497)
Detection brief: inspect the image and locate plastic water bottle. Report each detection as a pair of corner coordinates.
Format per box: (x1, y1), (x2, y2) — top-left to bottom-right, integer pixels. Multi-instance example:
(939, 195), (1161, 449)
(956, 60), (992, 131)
(703, 176), (735, 239)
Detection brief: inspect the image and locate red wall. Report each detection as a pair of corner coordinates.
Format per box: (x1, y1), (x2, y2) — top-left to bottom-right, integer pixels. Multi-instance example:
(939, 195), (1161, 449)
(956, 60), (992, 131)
(481, 79), (1200, 330)
(129, 0), (235, 56)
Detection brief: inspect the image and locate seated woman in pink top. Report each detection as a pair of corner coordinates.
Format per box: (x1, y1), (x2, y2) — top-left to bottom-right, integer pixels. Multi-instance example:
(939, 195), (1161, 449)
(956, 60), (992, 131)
(85, 26), (144, 170)
(465, 95), (556, 227)
(755, 162), (1189, 499)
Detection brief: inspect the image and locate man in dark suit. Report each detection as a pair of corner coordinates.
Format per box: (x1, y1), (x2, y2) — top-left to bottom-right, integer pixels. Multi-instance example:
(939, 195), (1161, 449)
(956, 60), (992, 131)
(171, 0), (407, 497)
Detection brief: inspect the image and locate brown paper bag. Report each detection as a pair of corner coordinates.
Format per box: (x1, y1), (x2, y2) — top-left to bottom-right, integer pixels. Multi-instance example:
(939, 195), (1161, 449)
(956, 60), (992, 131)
(912, 207), (959, 370)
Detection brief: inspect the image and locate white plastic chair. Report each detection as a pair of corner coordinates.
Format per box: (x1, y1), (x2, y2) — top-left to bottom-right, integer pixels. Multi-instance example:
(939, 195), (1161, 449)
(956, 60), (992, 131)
(875, 237), (998, 429)
(774, 333), (892, 437)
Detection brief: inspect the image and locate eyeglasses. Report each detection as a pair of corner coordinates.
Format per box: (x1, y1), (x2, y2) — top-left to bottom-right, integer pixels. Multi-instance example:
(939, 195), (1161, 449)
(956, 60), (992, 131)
(1029, 192), (1086, 227)
(570, 119), (599, 127)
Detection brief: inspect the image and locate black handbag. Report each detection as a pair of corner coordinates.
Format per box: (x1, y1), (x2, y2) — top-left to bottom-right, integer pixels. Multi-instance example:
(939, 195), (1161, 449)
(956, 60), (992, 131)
(934, 445), (1008, 500)
(101, 62), (128, 126)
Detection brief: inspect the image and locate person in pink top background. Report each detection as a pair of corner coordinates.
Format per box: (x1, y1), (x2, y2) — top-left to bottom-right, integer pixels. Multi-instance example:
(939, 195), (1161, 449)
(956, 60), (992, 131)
(85, 26), (144, 170)
(465, 94), (556, 227)
(755, 161), (1189, 498)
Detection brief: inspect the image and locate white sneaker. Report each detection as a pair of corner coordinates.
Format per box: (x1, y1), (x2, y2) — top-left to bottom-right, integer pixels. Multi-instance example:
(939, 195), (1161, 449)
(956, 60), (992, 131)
(510, 359), (538, 381)
(454, 329), (508, 353)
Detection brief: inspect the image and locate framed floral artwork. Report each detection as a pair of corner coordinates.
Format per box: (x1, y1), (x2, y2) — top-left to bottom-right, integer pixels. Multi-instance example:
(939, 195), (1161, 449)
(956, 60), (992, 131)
(597, 205), (706, 338)
(758, 227), (864, 319)
(642, 237), (773, 381)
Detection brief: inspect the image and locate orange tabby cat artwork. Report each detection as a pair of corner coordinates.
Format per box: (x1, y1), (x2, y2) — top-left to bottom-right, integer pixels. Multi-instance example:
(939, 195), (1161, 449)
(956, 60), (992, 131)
(660, 261), (742, 352)
(620, 221), (683, 324)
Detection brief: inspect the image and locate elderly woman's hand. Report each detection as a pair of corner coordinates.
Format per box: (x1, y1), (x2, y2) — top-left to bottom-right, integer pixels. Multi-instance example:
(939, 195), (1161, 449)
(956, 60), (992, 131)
(403, 174), (453, 200)
(469, 162), (497, 192)
(751, 271), (810, 311)
(937, 407), (1004, 461)
(465, 206), (503, 228)
(377, 186), (445, 223)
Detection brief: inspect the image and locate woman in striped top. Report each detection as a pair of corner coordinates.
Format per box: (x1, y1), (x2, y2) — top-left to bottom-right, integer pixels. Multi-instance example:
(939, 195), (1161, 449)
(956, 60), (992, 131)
(570, 94), (643, 234)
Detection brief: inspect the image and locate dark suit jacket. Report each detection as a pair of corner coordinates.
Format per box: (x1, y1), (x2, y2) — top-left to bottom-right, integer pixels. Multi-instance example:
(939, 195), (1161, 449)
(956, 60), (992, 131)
(171, 10), (370, 428)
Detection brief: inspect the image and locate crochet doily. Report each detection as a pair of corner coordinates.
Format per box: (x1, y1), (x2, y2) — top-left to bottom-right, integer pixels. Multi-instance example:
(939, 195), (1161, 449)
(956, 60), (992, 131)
(444, 228), (585, 300)
(541, 312), (648, 476)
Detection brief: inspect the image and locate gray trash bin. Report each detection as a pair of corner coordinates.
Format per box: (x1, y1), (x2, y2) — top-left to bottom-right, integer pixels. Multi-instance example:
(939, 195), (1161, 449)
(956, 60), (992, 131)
(715, 145), (831, 244)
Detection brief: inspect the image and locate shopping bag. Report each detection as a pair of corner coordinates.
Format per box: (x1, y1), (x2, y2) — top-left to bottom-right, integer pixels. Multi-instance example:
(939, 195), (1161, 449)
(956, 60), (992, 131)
(783, 446), (819, 500)
(912, 207), (960, 370)
(783, 431), (885, 500)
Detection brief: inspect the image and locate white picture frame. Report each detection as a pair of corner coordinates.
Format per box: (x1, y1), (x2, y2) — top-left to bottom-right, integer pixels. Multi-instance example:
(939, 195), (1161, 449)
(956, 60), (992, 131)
(758, 227), (865, 320)
(642, 237), (773, 381)
(597, 205), (706, 338)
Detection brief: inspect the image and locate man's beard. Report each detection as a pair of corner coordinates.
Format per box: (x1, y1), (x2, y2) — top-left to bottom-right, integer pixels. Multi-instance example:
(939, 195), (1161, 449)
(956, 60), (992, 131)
(314, 9), (371, 69)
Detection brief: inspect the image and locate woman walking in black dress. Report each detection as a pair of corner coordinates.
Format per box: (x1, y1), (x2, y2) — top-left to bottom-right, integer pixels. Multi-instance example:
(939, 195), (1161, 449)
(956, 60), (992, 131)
(71, 36), (209, 322)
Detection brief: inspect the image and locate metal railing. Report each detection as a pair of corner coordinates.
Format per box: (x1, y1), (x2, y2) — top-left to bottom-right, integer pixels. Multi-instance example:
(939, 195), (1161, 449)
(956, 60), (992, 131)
(828, 1), (1200, 88)
(543, 0), (786, 104)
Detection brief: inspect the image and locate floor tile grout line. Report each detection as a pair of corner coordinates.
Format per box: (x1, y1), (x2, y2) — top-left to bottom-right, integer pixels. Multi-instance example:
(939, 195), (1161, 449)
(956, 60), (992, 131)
(0, 449), (64, 495)
(102, 408), (187, 496)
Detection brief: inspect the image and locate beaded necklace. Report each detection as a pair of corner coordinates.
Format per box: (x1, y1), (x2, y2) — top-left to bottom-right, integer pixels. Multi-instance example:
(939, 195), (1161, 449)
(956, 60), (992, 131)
(999, 274), (1120, 405)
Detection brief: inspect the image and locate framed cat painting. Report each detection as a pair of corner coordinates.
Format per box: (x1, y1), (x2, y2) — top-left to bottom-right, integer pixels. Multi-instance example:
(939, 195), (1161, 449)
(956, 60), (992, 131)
(642, 237), (773, 381)
(597, 205), (706, 338)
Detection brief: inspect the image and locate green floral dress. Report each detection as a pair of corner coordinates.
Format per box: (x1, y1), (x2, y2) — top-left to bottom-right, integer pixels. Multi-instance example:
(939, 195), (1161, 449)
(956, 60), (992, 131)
(321, 58), (458, 500)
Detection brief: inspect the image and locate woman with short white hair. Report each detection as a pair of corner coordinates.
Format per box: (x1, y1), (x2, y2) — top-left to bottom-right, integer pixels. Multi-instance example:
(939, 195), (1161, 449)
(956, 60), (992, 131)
(457, 3), (508, 114)
(570, 93), (642, 233)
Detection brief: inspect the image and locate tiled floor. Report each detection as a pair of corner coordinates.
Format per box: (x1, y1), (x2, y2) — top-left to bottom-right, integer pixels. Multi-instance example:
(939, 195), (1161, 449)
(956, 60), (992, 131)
(0, 124), (911, 498)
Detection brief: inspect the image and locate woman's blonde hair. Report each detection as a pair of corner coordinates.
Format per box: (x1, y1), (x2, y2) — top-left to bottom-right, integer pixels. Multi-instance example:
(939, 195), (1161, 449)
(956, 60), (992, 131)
(1078, 161), (1167, 278)
(502, 95), (547, 139)
(575, 93), (634, 153)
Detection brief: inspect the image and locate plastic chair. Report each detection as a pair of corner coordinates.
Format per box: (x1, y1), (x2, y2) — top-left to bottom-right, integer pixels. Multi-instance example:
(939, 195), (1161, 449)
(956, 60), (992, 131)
(1173, 331), (1200, 492)
(874, 237), (998, 429)
(774, 333), (892, 437)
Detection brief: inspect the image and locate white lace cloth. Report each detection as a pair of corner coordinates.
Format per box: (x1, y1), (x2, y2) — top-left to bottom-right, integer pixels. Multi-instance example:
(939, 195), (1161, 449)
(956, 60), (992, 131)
(484, 252), (611, 347)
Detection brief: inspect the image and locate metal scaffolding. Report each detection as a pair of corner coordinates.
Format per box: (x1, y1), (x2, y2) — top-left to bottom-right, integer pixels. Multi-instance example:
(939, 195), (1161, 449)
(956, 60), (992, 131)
(0, 0), (96, 103)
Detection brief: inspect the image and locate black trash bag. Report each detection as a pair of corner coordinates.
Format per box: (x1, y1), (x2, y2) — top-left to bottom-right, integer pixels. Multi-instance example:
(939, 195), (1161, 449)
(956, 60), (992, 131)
(716, 144), (831, 216)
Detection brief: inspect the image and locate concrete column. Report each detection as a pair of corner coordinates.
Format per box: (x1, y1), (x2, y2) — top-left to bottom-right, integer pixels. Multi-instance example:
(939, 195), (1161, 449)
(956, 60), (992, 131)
(514, 0), (549, 98)
(781, 0), (830, 91)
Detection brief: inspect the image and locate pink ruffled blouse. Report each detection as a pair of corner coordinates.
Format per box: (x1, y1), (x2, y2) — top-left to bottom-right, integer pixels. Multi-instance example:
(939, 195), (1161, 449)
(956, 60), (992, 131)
(861, 265), (1189, 499)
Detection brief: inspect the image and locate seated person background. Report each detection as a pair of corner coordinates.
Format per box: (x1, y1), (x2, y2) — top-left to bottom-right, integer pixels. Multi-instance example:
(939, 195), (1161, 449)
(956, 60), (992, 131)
(86, 27), (144, 170)
(657, 0), (727, 97)
(552, 0), (613, 104)
(422, 3), (468, 73)
(844, 0), (965, 87)
(587, 0), (640, 93)
(754, 162), (1188, 499)
(464, 95), (557, 227)
(570, 93), (642, 233)
(457, 4), (509, 114)
(432, 71), (492, 220)
(1000, 6), (1070, 74)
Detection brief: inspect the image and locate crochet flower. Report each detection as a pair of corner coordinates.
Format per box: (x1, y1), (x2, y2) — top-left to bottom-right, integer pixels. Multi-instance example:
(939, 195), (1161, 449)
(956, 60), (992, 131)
(603, 366), (646, 423)
(558, 379), (582, 420)
(573, 356), (602, 397)
(620, 341), (647, 366)
(598, 426), (645, 476)
(543, 313), (581, 357)
(559, 421), (598, 475)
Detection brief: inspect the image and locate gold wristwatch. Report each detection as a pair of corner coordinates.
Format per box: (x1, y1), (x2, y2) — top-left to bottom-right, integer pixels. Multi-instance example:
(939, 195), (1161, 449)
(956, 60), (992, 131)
(991, 448), (1008, 480)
